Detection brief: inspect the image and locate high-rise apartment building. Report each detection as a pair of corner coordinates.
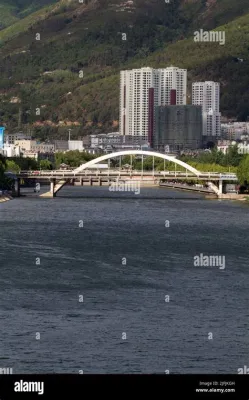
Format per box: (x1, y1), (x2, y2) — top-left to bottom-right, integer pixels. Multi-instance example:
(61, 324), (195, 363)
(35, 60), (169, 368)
(119, 67), (187, 146)
(192, 81), (221, 137)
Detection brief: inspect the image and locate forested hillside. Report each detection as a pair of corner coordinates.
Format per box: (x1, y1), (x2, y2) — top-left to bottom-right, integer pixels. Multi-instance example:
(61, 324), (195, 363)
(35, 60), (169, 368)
(0, 0), (249, 139)
(0, 0), (57, 29)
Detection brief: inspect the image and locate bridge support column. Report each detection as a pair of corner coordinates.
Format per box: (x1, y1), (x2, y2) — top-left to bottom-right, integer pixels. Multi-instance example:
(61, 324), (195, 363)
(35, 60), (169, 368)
(219, 179), (223, 195)
(80, 177), (83, 186)
(13, 178), (21, 197)
(50, 179), (56, 197)
(90, 178), (93, 186)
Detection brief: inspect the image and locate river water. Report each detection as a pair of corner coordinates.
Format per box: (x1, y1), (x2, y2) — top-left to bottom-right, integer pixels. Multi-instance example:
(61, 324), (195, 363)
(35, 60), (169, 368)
(0, 186), (248, 373)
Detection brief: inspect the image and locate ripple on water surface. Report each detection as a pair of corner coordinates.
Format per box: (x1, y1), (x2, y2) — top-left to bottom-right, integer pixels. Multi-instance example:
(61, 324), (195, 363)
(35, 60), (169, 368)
(0, 187), (248, 373)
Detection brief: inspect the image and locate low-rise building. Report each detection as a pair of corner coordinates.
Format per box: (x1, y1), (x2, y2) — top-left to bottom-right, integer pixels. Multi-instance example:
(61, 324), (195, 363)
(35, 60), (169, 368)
(90, 133), (148, 151)
(21, 151), (38, 159)
(221, 122), (249, 140)
(34, 143), (55, 153)
(90, 132), (121, 148)
(82, 135), (91, 147)
(53, 140), (69, 152)
(84, 147), (103, 155)
(14, 140), (55, 153)
(20, 151), (55, 162)
(4, 132), (32, 144)
(217, 140), (236, 154)
(68, 140), (84, 151)
(2, 143), (21, 157)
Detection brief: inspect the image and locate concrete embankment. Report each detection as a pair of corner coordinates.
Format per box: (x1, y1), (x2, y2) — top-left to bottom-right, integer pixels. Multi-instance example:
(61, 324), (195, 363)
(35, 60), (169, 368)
(159, 182), (212, 193)
(218, 193), (248, 200)
(159, 183), (249, 200)
(0, 195), (13, 203)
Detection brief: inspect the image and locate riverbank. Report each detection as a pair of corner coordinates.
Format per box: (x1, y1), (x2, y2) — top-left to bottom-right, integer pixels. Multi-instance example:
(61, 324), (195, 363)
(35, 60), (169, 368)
(218, 193), (248, 200)
(0, 194), (13, 203)
(159, 183), (249, 200)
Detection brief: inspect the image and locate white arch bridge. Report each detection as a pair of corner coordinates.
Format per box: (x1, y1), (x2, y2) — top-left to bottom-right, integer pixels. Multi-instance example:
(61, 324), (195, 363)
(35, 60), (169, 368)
(17, 150), (238, 198)
(73, 150), (201, 175)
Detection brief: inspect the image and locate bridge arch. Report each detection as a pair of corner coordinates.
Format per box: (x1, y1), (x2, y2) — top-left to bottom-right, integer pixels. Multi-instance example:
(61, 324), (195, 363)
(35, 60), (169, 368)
(74, 150), (201, 176)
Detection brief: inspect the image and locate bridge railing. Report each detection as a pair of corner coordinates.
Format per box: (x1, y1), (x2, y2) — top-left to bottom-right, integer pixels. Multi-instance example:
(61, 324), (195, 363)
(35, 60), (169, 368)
(18, 170), (238, 179)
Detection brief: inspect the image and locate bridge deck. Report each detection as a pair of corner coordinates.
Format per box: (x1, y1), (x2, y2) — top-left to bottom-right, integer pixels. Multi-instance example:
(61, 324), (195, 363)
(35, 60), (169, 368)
(18, 171), (237, 181)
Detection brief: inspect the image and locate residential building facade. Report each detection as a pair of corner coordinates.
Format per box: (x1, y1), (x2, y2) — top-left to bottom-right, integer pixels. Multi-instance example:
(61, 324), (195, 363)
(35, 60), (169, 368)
(221, 122), (249, 140)
(14, 140), (55, 153)
(68, 140), (84, 151)
(53, 140), (69, 152)
(192, 81), (221, 137)
(4, 132), (32, 144)
(120, 67), (187, 146)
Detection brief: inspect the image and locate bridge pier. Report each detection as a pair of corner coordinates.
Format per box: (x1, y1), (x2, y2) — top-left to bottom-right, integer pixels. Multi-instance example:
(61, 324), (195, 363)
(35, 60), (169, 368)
(80, 177), (83, 186)
(208, 180), (225, 197)
(219, 179), (223, 195)
(13, 178), (21, 197)
(50, 178), (56, 197)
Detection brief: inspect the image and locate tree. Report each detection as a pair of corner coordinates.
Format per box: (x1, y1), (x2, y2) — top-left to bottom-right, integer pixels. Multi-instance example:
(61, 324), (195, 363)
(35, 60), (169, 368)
(55, 151), (98, 169)
(51, 113), (59, 124)
(6, 160), (20, 174)
(7, 157), (39, 170)
(0, 155), (14, 190)
(0, 154), (6, 175)
(39, 159), (53, 170)
(237, 155), (249, 185)
(223, 145), (243, 167)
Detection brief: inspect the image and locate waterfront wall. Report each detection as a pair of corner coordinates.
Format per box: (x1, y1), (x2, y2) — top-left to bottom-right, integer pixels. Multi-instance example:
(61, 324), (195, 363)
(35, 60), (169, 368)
(218, 193), (248, 200)
(0, 195), (13, 203)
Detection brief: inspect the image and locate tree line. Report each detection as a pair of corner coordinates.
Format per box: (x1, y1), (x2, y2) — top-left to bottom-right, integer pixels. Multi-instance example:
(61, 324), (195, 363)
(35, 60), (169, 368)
(2, 146), (249, 186)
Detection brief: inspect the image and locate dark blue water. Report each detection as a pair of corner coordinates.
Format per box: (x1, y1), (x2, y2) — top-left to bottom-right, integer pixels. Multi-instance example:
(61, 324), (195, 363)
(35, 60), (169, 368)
(0, 186), (248, 373)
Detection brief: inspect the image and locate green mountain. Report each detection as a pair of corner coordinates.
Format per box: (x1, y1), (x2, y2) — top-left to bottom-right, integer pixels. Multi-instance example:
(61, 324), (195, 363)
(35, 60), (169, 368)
(0, 0), (249, 139)
(0, 0), (57, 30)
